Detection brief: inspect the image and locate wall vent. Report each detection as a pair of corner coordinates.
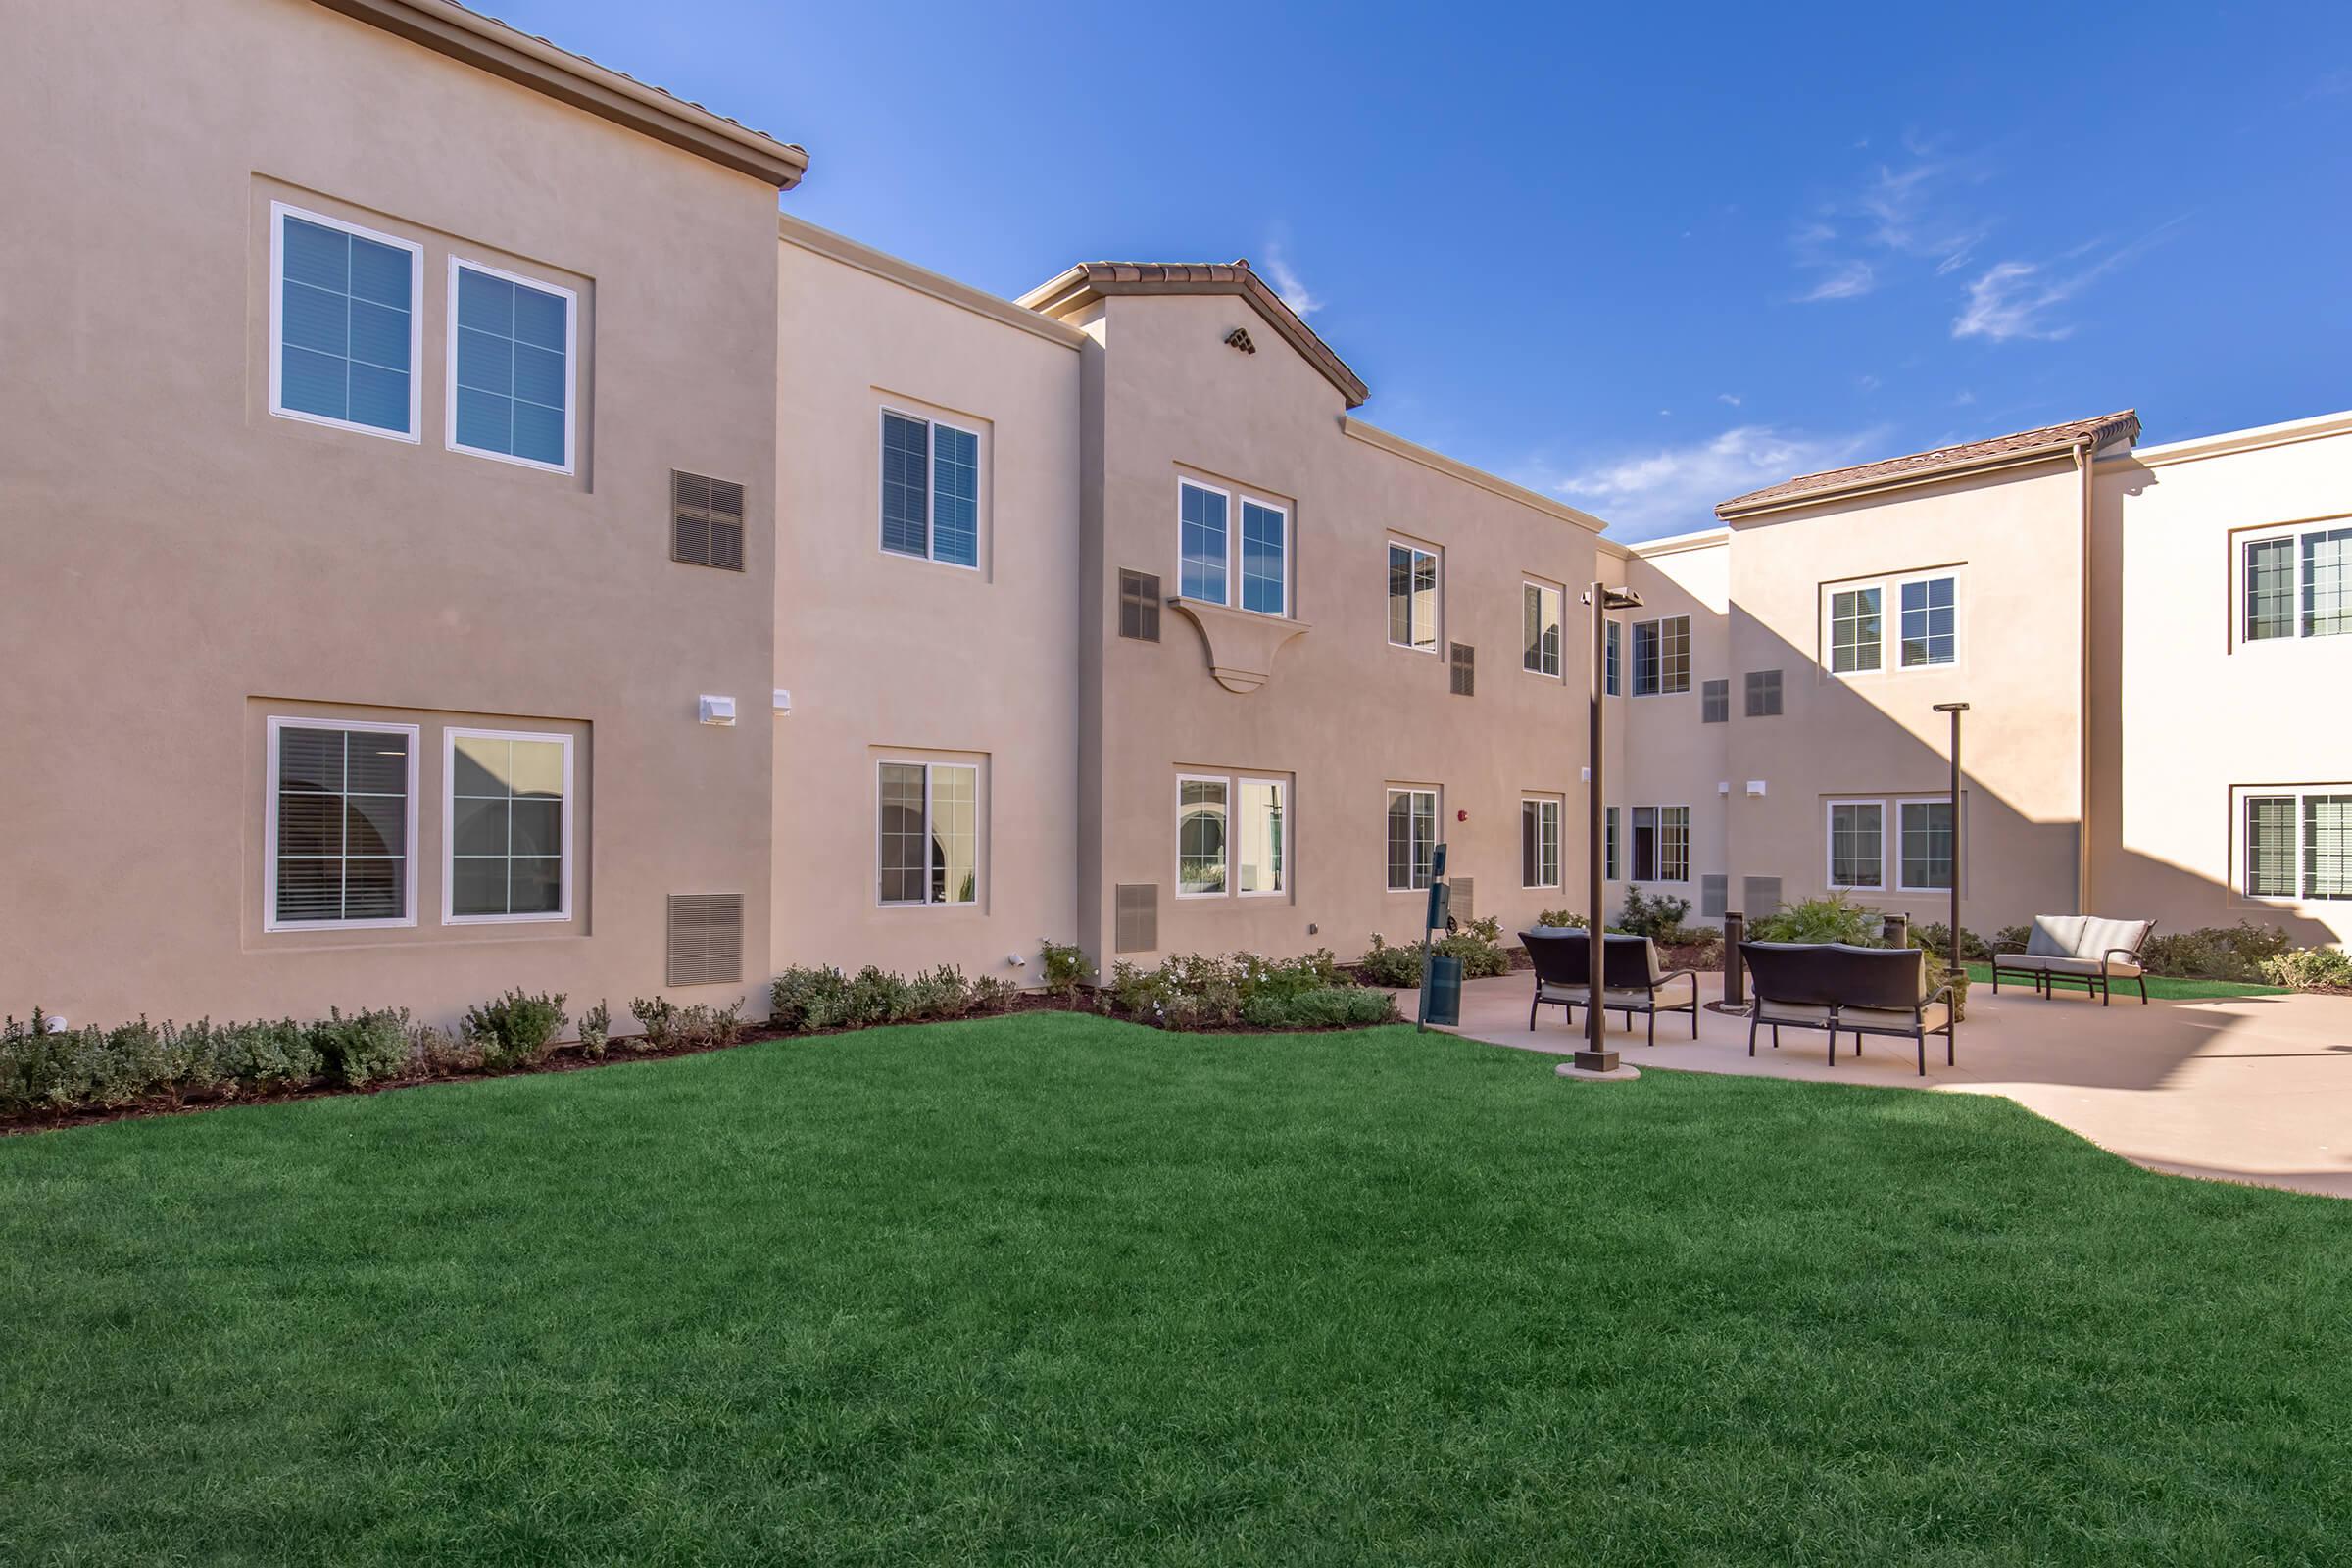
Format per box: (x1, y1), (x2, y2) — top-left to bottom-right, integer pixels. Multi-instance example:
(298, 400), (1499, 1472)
(665, 893), (744, 986)
(1449, 642), (1475, 696)
(1113, 883), (1158, 953)
(1741, 876), (1783, 919)
(1701, 874), (1728, 919)
(1745, 668), (1783, 717)
(672, 470), (746, 572)
(1449, 876), (1475, 924)
(1118, 570), (1161, 642)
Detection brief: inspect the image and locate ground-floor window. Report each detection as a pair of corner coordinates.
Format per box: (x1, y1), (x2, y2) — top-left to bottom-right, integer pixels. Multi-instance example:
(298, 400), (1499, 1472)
(1898, 800), (1955, 892)
(1387, 787), (1439, 891)
(1827, 799), (1885, 891)
(447, 729), (573, 922)
(879, 760), (979, 906)
(1521, 796), (1561, 888)
(1630, 805), (1689, 883)
(267, 718), (419, 930)
(2241, 787), (2352, 900)
(1176, 772), (1285, 898)
(1604, 805), (1618, 881)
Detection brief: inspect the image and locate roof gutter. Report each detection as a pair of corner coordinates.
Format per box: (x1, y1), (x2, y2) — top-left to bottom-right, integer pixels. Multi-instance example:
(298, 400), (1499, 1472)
(1715, 442), (2083, 521)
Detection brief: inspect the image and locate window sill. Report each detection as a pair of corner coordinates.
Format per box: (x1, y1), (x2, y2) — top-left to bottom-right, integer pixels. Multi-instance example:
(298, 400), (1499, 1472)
(1169, 597), (1312, 694)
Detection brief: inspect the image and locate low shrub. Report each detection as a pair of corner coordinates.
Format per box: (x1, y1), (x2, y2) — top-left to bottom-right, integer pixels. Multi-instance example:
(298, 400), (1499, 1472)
(628, 996), (745, 1051)
(408, 1021), (479, 1076)
(4, 1007), (329, 1118)
(577, 1001), (612, 1059)
(1240, 987), (1398, 1030)
(1991, 923), (2034, 956)
(2262, 946), (2352, 991)
(1916, 923), (1994, 962)
(1749, 893), (1883, 947)
(309, 1006), (411, 1088)
(2140, 922), (2291, 983)
(1438, 917), (1513, 979)
(1103, 950), (1386, 1032)
(465, 990), (567, 1070)
(907, 964), (975, 1020)
(1356, 935), (1425, 989)
(770, 960), (1013, 1035)
(1617, 890), (1692, 941)
(768, 966), (847, 1032)
(1038, 940), (1094, 1005)
(968, 975), (1020, 1014)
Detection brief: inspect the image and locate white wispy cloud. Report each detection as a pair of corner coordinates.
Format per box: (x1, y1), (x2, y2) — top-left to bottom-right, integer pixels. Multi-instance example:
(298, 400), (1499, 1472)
(1260, 242), (1322, 319)
(1530, 424), (1888, 540)
(1717, 392), (1743, 407)
(1952, 220), (2186, 342)
(1799, 260), (1876, 301)
(1789, 143), (1993, 303)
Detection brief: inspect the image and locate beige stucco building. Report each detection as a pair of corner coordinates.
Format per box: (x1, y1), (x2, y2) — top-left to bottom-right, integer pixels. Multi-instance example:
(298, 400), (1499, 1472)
(5, 0), (2342, 1032)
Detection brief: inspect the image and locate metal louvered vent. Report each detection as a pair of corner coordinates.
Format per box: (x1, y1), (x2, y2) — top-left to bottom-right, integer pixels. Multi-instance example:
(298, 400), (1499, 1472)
(1449, 876), (1474, 924)
(672, 470), (746, 571)
(1113, 883), (1158, 954)
(1449, 642), (1475, 696)
(666, 893), (744, 986)
(1741, 877), (1783, 919)
(1118, 570), (1161, 642)
(1701, 874), (1728, 918)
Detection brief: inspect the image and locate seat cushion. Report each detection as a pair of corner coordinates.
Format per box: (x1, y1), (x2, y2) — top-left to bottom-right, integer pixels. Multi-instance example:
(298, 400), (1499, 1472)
(1995, 953), (2059, 971)
(2075, 916), (2153, 960)
(1753, 1000), (1833, 1026)
(1843, 1002), (1951, 1034)
(2037, 956), (2143, 978)
(2027, 916), (2086, 957)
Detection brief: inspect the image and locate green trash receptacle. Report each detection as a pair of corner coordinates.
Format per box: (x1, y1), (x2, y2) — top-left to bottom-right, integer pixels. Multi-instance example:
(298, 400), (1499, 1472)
(1421, 954), (1462, 1027)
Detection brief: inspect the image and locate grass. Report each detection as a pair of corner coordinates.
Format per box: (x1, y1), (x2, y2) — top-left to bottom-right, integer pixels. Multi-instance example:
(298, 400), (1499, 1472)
(1963, 961), (2288, 999)
(3, 1015), (2346, 1566)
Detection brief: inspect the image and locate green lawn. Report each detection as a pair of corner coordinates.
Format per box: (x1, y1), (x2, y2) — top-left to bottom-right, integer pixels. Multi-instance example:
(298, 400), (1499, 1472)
(1964, 961), (2288, 999)
(3, 1016), (2345, 1566)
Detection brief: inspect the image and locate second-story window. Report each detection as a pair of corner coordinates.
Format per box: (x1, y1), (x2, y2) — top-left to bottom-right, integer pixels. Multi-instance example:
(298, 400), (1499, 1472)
(1606, 620), (1621, 695)
(1631, 616), (1690, 696)
(1523, 581), (1563, 676)
(1830, 586), (1882, 673)
(450, 260), (575, 473)
(882, 411), (981, 568)
(2241, 524), (2351, 644)
(270, 203), (421, 441)
(1176, 479), (1286, 613)
(1389, 541), (1439, 653)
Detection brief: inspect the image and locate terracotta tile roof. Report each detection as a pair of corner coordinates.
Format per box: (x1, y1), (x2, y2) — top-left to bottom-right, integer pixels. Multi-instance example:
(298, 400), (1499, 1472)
(1018, 260), (1369, 408)
(1715, 411), (2140, 516)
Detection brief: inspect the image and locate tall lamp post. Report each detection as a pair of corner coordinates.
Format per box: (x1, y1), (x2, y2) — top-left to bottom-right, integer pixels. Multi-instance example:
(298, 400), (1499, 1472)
(1579, 582), (1643, 1074)
(1933, 702), (1969, 1028)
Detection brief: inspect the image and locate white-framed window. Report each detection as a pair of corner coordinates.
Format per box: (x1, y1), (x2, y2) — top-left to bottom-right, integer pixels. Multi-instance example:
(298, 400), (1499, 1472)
(1388, 540), (1440, 652)
(269, 202), (422, 442)
(1521, 796), (1562, 888)
(265, 717), (420, 931)
(1826, 799), (1885, 892)
(2238, 522), (2351, 645)
(1176, 478), (1287, 615)
(877, 760), (980, 906)
(1631, 616), (1690, 696)
(1522, 581), (1564, 677)
(447, 257), (576, 473)
(1629, 805), (1690, 883)
(1825, 571), (1961, 674)
(445, 728), (573, 923)
(1174, 772), (1286, 898)
(1897, 799), (1956, 892)
(1386, 786), (1440, 891)
(1605, 620), (1621, 696)
(881, 409), (983, 569)
(2236, 785), (2352, 902)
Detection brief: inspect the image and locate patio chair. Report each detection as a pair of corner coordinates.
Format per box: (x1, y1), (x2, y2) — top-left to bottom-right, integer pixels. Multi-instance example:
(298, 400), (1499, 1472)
(1739, 941), (1954, 1076)
(1989, 916), (2154, 1005)
(1518, 928), (1699, 1046)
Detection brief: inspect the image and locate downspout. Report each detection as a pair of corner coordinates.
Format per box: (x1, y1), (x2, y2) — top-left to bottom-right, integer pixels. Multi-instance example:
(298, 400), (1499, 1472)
(2075, 439), (2094, 913)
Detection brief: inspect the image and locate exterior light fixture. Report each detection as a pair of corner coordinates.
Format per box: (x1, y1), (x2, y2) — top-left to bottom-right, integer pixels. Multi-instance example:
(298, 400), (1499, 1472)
(1575, 582), (1643, 1074)
(699, 694), (736, 726)
(1934, 702), (1971, 1028)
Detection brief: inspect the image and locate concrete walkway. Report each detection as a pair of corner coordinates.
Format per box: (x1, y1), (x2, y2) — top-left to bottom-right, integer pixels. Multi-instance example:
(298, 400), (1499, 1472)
(1405, 970), (2352, 1199)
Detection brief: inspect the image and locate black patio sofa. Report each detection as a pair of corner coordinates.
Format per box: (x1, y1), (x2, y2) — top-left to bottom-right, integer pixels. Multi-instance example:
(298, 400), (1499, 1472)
(1740, 941), (1954, 1077)
(1519, 928), (1698, 1046)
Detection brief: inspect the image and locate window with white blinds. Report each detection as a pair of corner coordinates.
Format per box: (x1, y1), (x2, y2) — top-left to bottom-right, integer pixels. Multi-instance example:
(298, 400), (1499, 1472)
(881, 411), (982, 568)
(270, 204), (420, 441)
(266, 719), (418, 930)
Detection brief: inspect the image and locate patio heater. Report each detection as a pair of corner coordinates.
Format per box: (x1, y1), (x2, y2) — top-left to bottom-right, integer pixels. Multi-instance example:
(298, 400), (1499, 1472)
(1578, 582), (1643, 1074)
(1934, 702), (1969, 1025)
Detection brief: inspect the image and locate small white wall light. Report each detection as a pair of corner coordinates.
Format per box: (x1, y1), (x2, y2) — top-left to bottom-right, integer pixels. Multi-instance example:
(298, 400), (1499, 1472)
(1745, 779), (1768, 797)
(1580, 765), (1592, 782)
(1718, 781), (1732, 795)
(1006, 954), (1028, 968)
(772, 688), (792, 716)
(699, 694), (737, 727)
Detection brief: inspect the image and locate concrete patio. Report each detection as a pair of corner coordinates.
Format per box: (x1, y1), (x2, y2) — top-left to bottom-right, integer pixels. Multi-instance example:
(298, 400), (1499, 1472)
(1406, 970), (2352, 1199)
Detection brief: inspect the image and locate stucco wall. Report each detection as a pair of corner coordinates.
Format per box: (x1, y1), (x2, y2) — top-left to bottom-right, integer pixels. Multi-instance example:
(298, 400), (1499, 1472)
(1617, 535), (1733, 920)
(2091, 424), (2352, 946)
(0, 0), (780, 1026)
(771, 231), (1084, 983)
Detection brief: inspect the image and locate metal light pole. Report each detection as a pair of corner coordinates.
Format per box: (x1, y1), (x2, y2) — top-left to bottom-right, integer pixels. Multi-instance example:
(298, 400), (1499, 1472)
(1934, 702), (1969, 1026)
(1578, 582), (1643, 1074)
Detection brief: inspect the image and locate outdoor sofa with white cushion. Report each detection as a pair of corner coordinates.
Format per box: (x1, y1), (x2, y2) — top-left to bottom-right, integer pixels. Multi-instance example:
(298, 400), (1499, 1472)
(1739, 941), (1955, 1076)
(1519, 928), (1699, 1045)
(1990, 916), (2154, 1005)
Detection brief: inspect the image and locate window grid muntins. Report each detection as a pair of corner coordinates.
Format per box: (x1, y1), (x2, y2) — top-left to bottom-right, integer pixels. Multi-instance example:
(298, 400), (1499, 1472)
(2245, 795), (2298, 897)
(1604, 806), (1618, 880)
(1236, 778), (1285, 895)
(1522, 798), (1560, 888)
(2243, 537), (2297, 643)
(1178, 777), (1229, 895)
(1899, 800), (1954, 891)
(452, 264), (569, 468)
(274, 725), (410, 924)
(932, 425), (980, 568)
(1829, 802), (1884, 890)
(1389, 543), (1439, 652)
(1605, 620), (1620, 696)
(1523, 583), (1563, 676)
(1900, 576), (1957, 666)
(275, 210), (416, 436)
(449, 733), (566, 919)
(1388, 788), (1438, 891)
(1659, 807), (1690, 883)
(1179, 482), (1229, 604)
(1239, 501), (1286, 615)
(1701, 680), (1729, 723)
(1745, 668), (1784, 716)
(2305, 528), (2352, 639)
(2307, 794), (2352, 899)
(878, 761), (979, 906)
(1831, 587), (1882, 674)
(1631, 616), (1690, 696)
(881, 413), (980, 568)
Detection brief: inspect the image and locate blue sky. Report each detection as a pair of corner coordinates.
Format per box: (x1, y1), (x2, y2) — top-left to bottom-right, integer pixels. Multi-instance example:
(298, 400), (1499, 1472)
(498, 0), (2350, 540)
